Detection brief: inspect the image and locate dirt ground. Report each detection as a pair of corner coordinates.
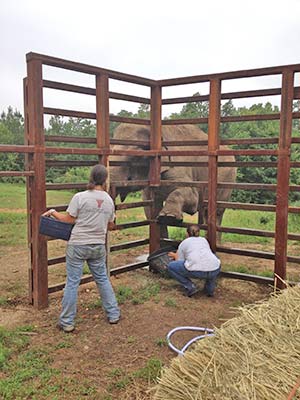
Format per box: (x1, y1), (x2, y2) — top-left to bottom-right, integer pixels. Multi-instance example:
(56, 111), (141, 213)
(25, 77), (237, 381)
(0, 242), (281, 399)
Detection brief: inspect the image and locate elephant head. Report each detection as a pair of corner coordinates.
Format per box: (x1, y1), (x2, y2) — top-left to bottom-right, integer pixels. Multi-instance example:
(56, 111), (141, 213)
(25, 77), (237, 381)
(109, 123), (237, 238)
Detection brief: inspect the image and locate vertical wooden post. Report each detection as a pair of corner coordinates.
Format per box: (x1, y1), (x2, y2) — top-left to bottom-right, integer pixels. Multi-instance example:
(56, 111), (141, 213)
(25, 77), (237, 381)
(274, 69), (294, 288)
(149, 85), (162, 254)
(26, 58), (48, 308)
(96, 73), (110, 167)
(96, 73), (111, 271)
(207, 79), (221, 253)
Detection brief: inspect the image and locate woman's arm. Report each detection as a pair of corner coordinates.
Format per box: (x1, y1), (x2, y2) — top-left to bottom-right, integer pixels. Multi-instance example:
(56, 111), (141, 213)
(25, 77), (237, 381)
(42, 209), (76, 224)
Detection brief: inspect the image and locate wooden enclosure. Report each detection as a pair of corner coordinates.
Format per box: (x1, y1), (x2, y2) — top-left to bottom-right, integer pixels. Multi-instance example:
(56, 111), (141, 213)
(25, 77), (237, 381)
(1, 52), (300, 308)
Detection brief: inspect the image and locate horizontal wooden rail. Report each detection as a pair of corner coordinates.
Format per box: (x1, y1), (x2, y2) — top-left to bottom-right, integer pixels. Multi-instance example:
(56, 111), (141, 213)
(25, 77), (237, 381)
(0, 171), (35, 177)
(162, 87), (300, 105)
(43, 80), (150, 104)
(46, 183), (86, 190)
(44, 107), (96, 119)
(217, 245), (275, 260)
(162, 112), (300, 126)
(158, 63), (300, 86)
(163, 117), (208, 125)
(45, 135), (96, 144)
(42, 136), (300, 147)
(47, 200), (153, 212)
(114, 220), (149, 230)
(48, 261), (150, 293)
(48, 256), (65, 266)
(0, 145), (35, 153)
(42, 179), (300, 194)
(218, 182), (300, 192)
(219, 271), (274, 285)
(46, 160), (97, 167)
(218, 226), (275, 238)
(42, 159), (300, 170)
(287, 256), (300, 264)
(163, 140), (208, 146)
(9, 145), (297, 160)
(159, 180), (283, 191)
(44, 146), (157, 156)
(48, 238), (149, 265)
(109, 115), (151, 125)
(110, 180), (149, 188)
(110, 238), (149, 252)
(28, 52), (156, 86)
(218, 248), (300, 265)
(109, 92), (150, 104)
(44, 107), (151, 125)
(217, 226), (300, 241)
(207, 201), (300, 214)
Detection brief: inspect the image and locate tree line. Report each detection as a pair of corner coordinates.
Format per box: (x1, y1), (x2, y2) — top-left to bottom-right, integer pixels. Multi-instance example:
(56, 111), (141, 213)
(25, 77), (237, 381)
(1, 97), (300, 204)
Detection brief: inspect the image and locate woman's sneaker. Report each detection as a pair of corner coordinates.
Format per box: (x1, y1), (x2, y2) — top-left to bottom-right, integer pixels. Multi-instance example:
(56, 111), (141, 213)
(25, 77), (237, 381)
(109, 317), (120, 324)
(57, 323), (75, 333)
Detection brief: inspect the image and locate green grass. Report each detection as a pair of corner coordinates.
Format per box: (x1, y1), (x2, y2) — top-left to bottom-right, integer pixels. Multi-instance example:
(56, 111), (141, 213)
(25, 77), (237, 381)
(0, 212), (27, 245)
(107, 358), (162, 394)
(0, 325), (99, 399)
(0, 183), (74, 209)
(164, 297), (178, 308)
(155, 337), (168, 347)
(116, 285), (133, 304)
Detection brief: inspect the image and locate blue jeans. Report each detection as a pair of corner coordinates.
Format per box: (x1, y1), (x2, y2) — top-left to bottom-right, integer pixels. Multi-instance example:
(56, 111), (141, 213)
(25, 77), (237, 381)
(167, 260), (220, 296)
(59, 244), (120, 327)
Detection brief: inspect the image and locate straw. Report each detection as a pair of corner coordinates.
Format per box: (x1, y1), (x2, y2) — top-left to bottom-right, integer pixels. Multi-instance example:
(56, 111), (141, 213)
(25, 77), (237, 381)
(152, 285), (300, 400)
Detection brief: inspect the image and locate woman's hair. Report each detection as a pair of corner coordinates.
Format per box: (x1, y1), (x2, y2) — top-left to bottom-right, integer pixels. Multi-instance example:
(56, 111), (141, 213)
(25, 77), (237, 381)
(87, 164), (108, 190)
(187, 224), (200, 237)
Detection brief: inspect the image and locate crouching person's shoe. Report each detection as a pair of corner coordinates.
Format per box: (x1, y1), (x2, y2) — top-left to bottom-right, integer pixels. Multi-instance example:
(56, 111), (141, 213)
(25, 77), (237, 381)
(186, 286), (201, 297)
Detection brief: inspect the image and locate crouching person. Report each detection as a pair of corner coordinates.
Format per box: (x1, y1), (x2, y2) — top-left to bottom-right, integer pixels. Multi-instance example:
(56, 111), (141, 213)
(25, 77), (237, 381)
(167, 225), (221, 297)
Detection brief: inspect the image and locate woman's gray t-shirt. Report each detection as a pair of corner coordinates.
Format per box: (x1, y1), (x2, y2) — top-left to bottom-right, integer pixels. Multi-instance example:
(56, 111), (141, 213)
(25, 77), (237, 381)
(67, 190), (115, 245)
(177, 236), (220, 272)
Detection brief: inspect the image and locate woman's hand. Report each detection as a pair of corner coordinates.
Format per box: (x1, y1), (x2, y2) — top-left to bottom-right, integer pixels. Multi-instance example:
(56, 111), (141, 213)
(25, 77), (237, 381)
(42, 209), (56, 217)
(41, 209), (76, 224)
(168, 251), (177, 260)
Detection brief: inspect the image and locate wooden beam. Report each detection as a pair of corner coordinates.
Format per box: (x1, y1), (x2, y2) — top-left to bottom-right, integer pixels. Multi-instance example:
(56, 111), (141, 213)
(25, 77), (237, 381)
(207, 79), (221, 252)
(274, 70), (294, 288)
(149, 85), (162, 254)
(26, 59), (48, 309)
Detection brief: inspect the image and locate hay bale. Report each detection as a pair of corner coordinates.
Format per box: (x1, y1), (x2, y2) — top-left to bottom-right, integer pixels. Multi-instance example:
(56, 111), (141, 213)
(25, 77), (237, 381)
(153, 286), (300, 400)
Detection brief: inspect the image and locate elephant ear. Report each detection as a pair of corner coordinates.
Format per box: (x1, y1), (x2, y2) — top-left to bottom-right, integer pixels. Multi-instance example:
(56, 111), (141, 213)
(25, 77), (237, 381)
(161, 145), (171, 174)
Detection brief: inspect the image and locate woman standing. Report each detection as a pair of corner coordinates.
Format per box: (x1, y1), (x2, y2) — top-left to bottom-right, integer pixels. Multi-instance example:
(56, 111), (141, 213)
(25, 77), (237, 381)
(43, 164), (120, 332)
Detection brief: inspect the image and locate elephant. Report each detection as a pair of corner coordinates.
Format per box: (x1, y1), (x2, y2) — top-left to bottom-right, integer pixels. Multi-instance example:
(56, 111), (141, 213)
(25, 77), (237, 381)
(109, 123), (237, 240)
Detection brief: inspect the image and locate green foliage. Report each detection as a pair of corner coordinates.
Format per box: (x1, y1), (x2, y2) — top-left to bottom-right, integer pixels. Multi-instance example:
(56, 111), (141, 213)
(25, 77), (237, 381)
(0, 108), (25, 182)
(168, 227), (186, 241)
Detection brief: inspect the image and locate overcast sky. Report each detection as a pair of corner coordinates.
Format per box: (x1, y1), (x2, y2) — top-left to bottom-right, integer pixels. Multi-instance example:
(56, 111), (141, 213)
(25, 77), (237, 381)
(1, 0), (300, 117)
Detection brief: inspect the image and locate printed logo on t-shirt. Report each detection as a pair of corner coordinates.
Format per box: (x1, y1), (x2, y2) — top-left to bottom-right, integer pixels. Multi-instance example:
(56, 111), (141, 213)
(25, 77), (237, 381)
(96, 199), (104, 208)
